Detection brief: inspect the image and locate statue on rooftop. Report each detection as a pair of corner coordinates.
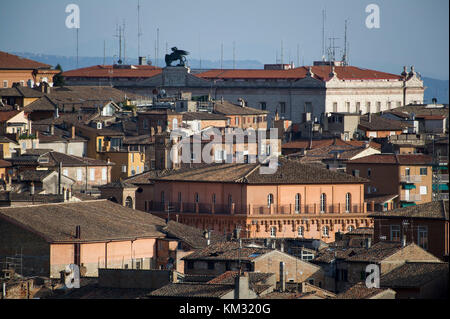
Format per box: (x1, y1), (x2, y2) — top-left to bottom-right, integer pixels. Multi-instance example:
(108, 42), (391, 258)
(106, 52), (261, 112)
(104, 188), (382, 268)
(165, 47), (189, 67)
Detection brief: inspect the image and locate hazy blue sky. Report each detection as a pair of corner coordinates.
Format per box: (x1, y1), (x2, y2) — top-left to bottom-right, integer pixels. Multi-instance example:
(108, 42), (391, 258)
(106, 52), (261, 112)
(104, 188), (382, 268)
(0, 0), (448, 79)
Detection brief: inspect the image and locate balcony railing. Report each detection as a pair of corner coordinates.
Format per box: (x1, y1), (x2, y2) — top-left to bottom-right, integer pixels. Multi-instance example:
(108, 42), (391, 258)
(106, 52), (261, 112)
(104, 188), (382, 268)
(149, 202), (366, 215)
(439, 174), (449, 183)
(400, 175), (422, 183)
(400, 194), (421, 202)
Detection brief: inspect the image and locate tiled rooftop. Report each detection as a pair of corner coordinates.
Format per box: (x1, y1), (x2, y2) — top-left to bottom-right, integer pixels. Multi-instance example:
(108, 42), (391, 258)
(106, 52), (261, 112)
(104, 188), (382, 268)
(369, 200), (448, 221)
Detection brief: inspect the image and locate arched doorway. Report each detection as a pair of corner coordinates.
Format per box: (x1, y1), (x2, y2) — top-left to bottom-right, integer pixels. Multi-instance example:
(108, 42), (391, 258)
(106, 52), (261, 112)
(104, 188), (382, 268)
(125, 196), (133, 208)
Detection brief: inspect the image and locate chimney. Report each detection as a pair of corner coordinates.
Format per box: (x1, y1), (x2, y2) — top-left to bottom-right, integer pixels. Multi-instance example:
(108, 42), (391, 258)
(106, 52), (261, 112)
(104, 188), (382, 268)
(279, 262), (286, 292)
(368, 113), (372, 123)
(50, 125), (54, 135)
(402, 235), (407, 247)
(234, 273), (249, 299)
(71, 126), (76, 139)
(138, 56), (147, 65)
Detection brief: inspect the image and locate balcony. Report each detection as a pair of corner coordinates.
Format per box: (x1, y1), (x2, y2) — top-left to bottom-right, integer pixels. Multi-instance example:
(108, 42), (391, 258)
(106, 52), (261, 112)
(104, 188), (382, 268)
(400, 194), (421, 202)
(400, 175), (422, 183)
(149, 202), (366, 215)
(439, 174), (449, 183)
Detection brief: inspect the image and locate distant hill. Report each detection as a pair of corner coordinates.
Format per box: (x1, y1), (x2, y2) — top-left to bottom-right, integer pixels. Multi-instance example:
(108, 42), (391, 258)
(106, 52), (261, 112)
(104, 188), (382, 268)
(10, 52), (449, 103)
(11, 52), (264, 71)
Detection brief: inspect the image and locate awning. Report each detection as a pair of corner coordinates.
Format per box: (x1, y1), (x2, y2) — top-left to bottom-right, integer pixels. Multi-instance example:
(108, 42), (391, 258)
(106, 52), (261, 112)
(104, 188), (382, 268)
(433, 184), (449, 191)
(401, 203), (417, 208)
(402, 184), (416, 190)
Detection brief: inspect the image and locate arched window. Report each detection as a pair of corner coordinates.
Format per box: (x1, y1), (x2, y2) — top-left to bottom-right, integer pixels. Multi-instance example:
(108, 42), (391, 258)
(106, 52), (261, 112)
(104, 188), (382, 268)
(348, 225), (354, 232)
(125, 196), (133, 208)
(195, 193), (199, 203)
(345, 193), (352, 212)
(298, 226), (304, 237)
(270, 226), (277, 237)
(320, 193), (327, 213)
(267, 194), (274, 208)
(322, 226), (329, 237)
(295, 193), (301, 213)
(161, 191), (165, 204)
(172, 118), (178, 130)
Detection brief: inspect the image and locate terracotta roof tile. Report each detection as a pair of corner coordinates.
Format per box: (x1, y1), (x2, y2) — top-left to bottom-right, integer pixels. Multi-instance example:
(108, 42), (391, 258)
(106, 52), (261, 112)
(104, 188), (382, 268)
(197, 66), (402, 81)
(0, 200), (167, 242)
(358, 114), (411, 131)
(369, 200), (448, 220)
(156, 158), (368, 184)
(336, 282), (394, 299)
(347, 153), (433, 165)
(62, 65), (162, 78)
(380, 262), (449, 288)
(0, 51), (52, 69)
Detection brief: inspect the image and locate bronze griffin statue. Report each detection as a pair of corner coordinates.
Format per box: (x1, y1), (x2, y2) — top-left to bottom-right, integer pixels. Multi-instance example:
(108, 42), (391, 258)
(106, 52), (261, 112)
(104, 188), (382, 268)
(165, 47), (189, 67)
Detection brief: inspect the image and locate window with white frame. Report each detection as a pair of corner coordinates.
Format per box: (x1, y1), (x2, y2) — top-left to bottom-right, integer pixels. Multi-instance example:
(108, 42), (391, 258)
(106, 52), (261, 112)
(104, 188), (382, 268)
(270, 226), (276, 237)
(295, 193), (301, 213)
(420, 186), (427, 195)
(90, 168), (95, 181)
(122, 165), (127, 173)
(320, 193), (327, 213)
(101, 167), (107, 180)
(322, 226), (329, 237)
(3, 80), (8, 88)
(390, 225), (401, 241)
(267, 194), (274, 208)
(345, 193), (351, 212)
(417, 226), (428, 250)
(298, 226), (304, 237)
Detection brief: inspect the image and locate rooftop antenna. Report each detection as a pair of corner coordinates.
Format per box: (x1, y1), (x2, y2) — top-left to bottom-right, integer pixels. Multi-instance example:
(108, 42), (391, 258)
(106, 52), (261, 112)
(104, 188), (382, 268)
(76, 28), (79, 68)
(114, 23), (123, 64)
(280, 40), (284, 65)
(297, 43), (300, 67)
(166, 41), (168, 55)
(103, 40), (106, 65)
(322, 8), (326, 60)
(123, 20), (126, 64)
(156, 28), (160, 67)
(137, 0), (143, 58)
(154, 39), (157, 67)
(276, 49), (278, 64)
(198, 34), (202, 69)
(327, 36), (340, 62)
(233, 41), (236, 69)
(342, 19), (348, 66)
(220, 42), (223, 69)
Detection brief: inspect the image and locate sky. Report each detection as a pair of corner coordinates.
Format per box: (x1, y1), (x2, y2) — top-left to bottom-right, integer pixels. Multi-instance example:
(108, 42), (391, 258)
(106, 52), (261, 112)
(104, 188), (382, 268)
(0, 0), (448, 79)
